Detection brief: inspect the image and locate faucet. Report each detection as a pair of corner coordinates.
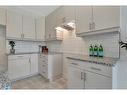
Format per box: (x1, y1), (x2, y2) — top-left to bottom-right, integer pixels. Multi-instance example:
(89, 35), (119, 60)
(119, 41), (127, 50)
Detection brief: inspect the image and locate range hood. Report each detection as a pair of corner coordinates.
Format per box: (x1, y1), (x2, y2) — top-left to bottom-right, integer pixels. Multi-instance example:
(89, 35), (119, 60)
(55, 20), (75, 31)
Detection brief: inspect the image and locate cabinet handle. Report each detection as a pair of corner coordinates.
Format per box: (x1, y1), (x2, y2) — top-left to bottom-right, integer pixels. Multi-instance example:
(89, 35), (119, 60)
(81, 72), (83, 80)
(43, 71), (45, 73)
(71, 63), (78, 66)
(42, 60), (45, 62)
(21, 34), (23, 38)
(42, 64), (45, 67)
(49, 34), (51, 38)
(89, 23), (91, 30)
(90, 67), (101, 71)
(92, 22), (95, 30)
(17, 56), (24, 57)
(22, 34), (24, 38)
(29, 58), (31, 63)
(84, 72), (86, 81)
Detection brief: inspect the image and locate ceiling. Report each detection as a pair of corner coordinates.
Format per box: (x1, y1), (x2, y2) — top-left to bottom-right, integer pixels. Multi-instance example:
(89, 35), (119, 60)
(17, 6), (60, 16)
(2, 6), (60, 17)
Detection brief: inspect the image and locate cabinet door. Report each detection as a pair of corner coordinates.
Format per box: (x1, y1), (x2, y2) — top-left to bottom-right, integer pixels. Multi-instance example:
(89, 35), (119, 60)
(6, 11), (22, 39)
(30, 54), (38, 75)
(85, 71), (112, 89)
(23, 16), (36, 39)
(8, 56), (30, 80)
(93, 6), (120, 30)
(36, 17), (45, 41)
(45, 9), (57, 40)
(62, 6), (75, 23)
(76, 6), (92, 34)
(0, 8), (6, 25)
(68, 66), (84, 89)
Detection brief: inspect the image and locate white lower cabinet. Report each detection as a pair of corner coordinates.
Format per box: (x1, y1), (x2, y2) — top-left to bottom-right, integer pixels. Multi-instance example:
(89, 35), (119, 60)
(68, 66), (84, 89)
(84, 70), (112, 89)
(8, 54), (38, 81)
(68, 59), (112, 89)
(38, 53), (62, 81)
(30, 54), (38, 75)
(8, 55), (30, 80)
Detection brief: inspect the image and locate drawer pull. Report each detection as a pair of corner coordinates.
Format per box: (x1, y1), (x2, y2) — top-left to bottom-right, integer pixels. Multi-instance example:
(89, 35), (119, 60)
(81, 72), (83, 80)
(42, 65), (45, 67)
(90, 67), (101, 71)
(43, 71), (45, 73)
(84, 73), (86, 81)
(17, 56), (24, 57)
(71, 63), (78, 66)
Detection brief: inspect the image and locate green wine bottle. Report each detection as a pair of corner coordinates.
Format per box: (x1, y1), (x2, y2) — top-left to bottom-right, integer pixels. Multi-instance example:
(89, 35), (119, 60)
(94, 45), (98, 57)
(89, 44), (94, 56)
(98, 44), (103, 57)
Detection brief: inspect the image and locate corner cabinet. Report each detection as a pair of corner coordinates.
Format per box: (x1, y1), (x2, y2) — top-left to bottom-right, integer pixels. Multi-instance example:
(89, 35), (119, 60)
(67, 59), (112, 89)
(76, 6), (120, 35)
(45, 7), (63, 41)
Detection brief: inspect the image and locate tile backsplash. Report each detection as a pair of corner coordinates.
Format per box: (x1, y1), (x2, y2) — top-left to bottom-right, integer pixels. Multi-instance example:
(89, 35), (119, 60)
(47, 29), (119, 58)
(6, 40), (46, 53)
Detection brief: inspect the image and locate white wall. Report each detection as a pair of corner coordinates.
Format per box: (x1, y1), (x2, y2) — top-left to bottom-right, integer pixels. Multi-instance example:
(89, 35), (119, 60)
(47, 29), (119, 78)
(6, 40), (45, 54)
(47, 30), (86, 55)
(0, 25), (7, 72)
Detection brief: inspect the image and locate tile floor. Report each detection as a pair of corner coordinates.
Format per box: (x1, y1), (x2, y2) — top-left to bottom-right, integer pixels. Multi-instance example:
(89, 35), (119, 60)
(11, 75), (67, 89)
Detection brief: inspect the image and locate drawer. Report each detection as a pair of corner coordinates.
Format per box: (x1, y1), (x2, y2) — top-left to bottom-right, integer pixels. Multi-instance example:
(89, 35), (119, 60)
(39, 68), (48, 78)
(40, 54), (48, 59)
(68, 59), (112, 77)
(42, 71), (48, 78)
(8, 54), (30, 60)
(42, 63), (48, 69)
(41, 59), (48, 63)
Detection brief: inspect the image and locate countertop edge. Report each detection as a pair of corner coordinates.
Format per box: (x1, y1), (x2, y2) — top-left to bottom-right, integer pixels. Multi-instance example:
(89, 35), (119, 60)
(67, 56), (118, 67)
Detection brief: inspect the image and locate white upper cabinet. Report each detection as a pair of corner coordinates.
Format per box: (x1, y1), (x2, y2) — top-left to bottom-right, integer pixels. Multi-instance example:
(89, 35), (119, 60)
(76, 6), (92, 34)
(76, 6), (120, 34)
(62, 6), (75, 23)
(56, 6), (75, 27)
(6, 10), (36, 40)
(93, 6), (120, 31)
(36, 16), (45, 41)
(45, 6), (76, 41)
(45, 9), (58, 41)
(23, 15), (36, 39)
(6, 11), (22, 39)
(0, 8), (6, 25)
